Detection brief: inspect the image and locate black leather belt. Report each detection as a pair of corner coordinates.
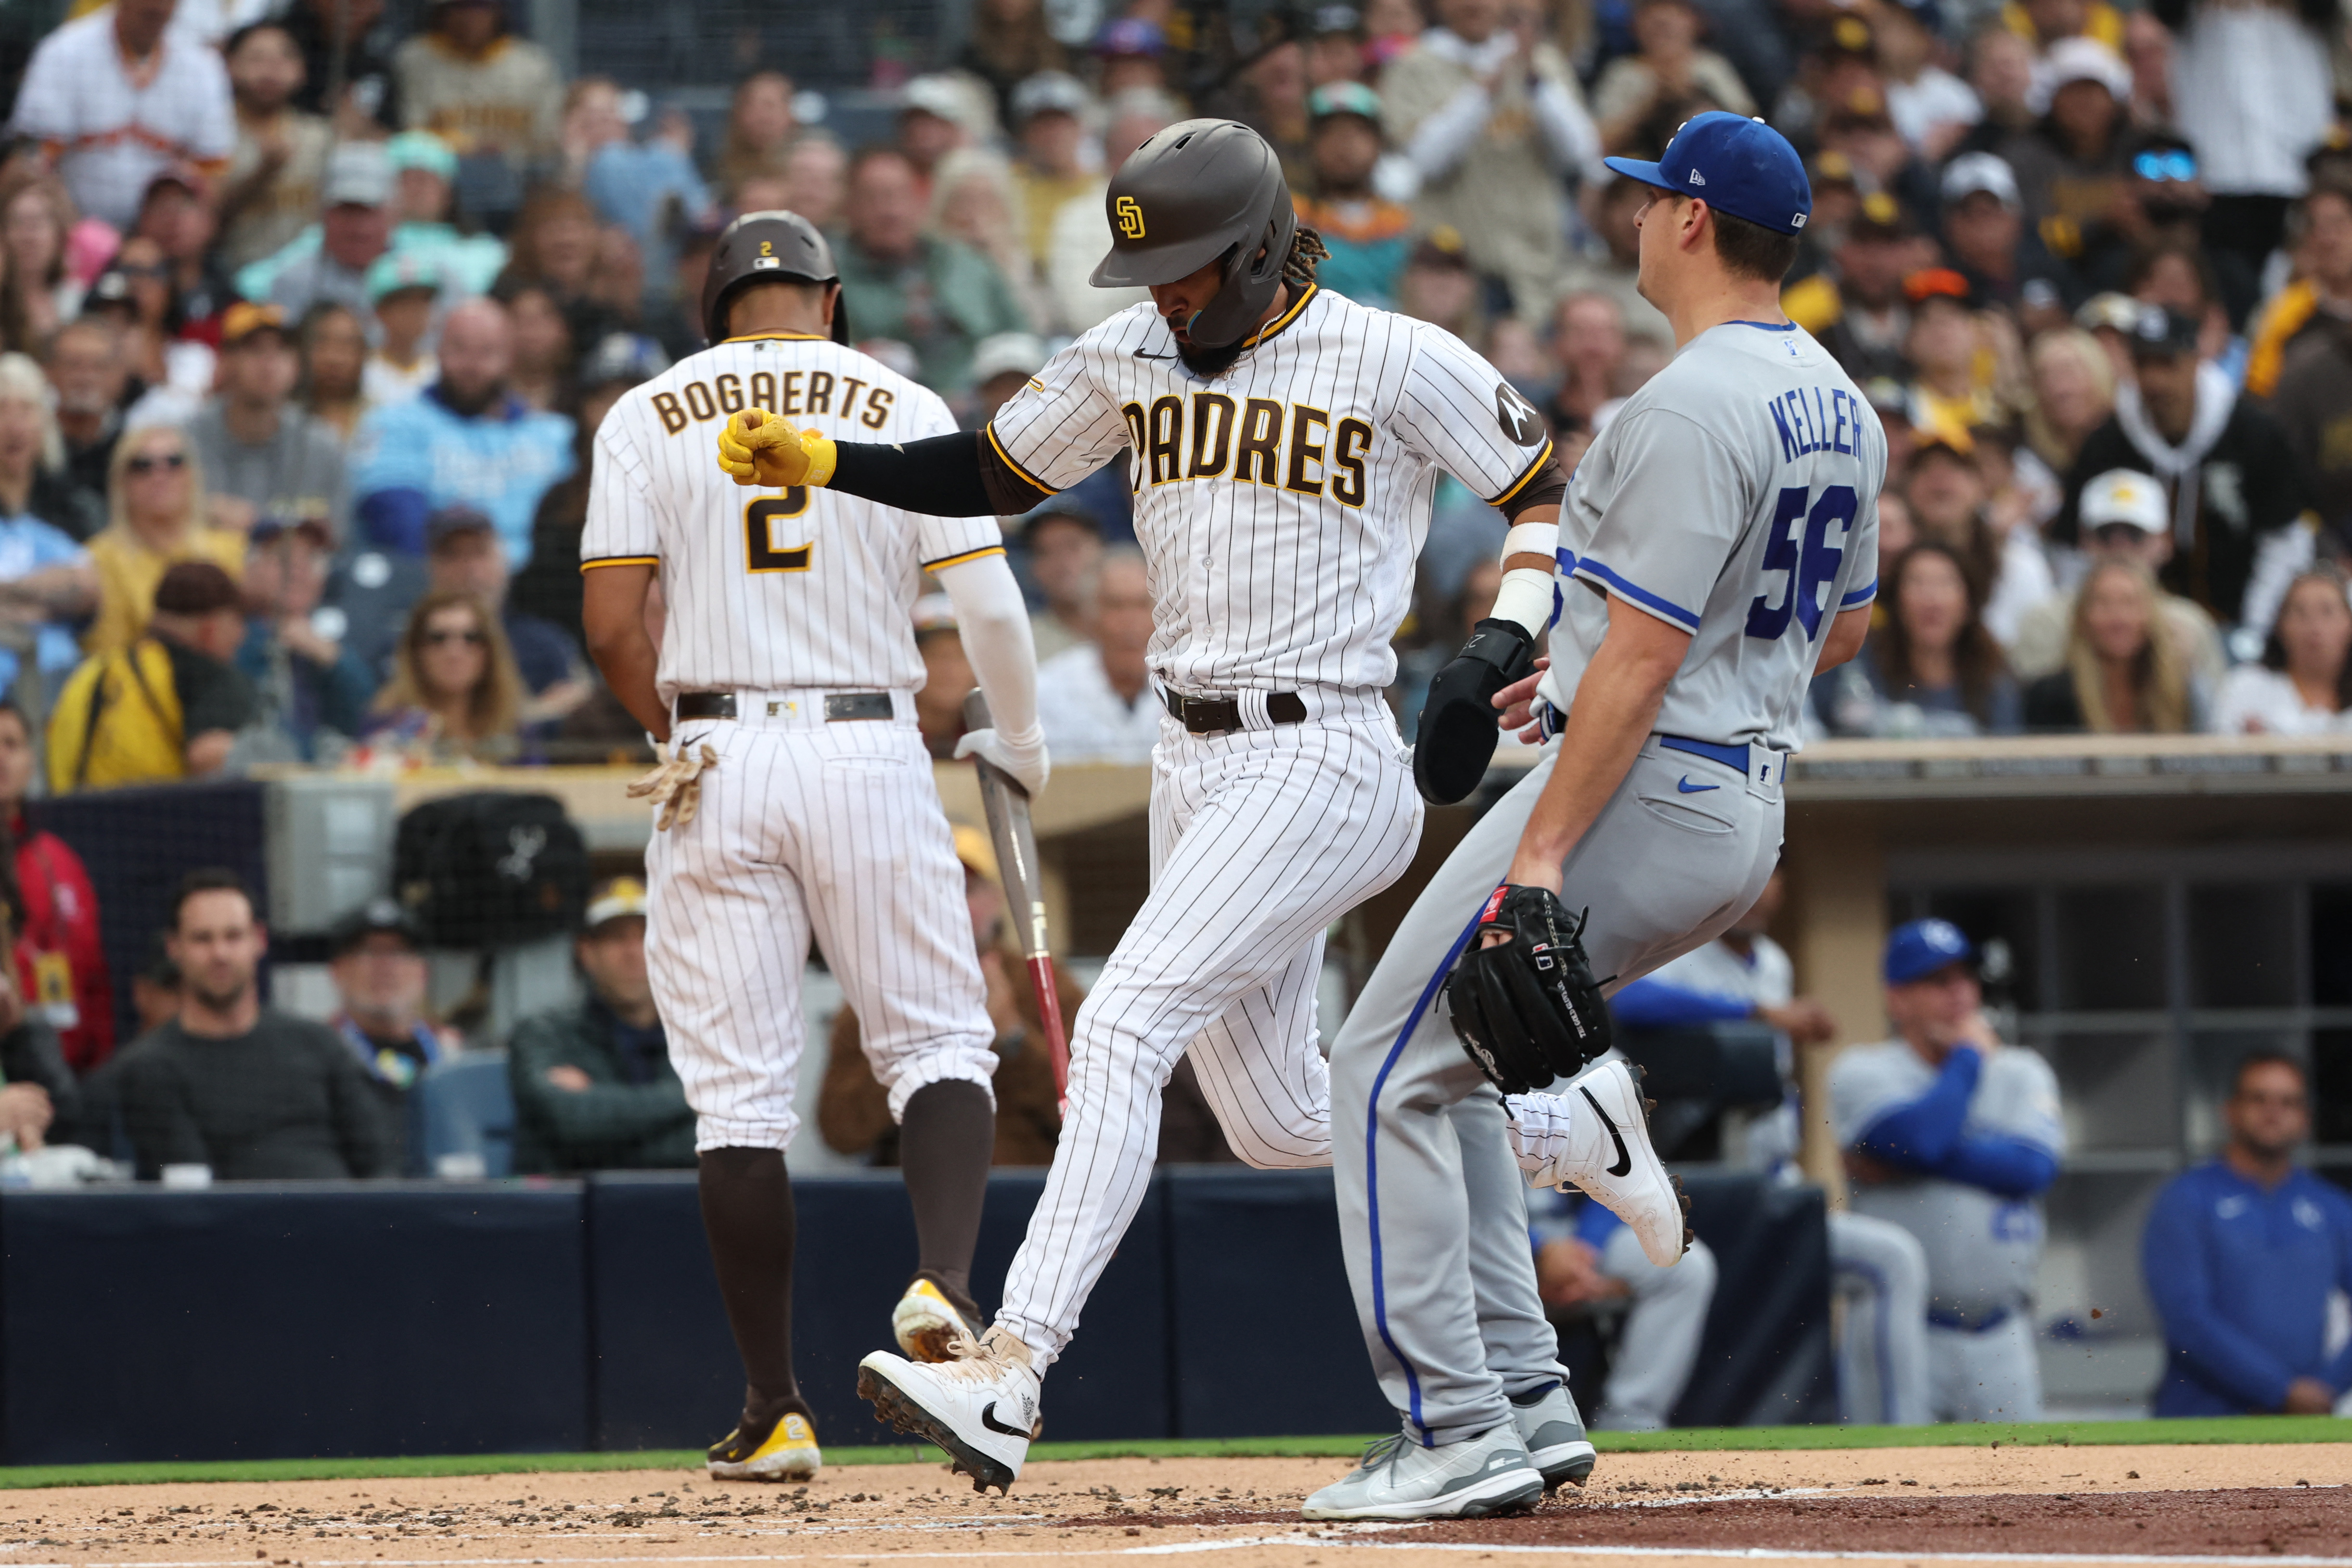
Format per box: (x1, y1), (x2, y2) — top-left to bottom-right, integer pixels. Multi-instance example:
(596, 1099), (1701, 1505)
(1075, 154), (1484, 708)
(674, 692), (894, 722)
(1162, 687), (1308, 735)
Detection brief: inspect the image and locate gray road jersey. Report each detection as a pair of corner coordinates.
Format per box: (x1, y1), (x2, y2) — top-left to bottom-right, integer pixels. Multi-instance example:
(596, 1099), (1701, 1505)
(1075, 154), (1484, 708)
(1828, 1041), (2067, 1322)
(1536, 320), (1885, 753)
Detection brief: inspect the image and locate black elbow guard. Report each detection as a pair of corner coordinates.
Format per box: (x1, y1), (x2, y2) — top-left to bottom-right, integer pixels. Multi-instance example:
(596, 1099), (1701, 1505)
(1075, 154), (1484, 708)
(1413, 618), (1538, 805)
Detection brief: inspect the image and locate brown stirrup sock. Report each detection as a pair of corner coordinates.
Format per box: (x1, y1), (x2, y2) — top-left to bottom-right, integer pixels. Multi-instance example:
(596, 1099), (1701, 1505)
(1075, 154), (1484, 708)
(697, 1147), (810, 1423)
(898, 1080), (995, 1302)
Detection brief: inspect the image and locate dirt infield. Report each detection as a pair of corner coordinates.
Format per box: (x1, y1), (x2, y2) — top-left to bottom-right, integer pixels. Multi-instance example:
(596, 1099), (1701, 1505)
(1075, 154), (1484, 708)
(0, 1443), (2340, 1568)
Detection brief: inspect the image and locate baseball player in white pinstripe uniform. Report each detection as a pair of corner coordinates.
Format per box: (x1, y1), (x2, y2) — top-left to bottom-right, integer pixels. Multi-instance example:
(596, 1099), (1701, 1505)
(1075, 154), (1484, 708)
(579, 212), (1046, 1486)
(711, 119), (1571, 1494)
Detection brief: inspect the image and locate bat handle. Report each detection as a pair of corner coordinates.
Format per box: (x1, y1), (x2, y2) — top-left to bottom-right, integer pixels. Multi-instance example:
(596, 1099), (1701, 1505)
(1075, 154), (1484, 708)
(1028, 953), (1070, 1111)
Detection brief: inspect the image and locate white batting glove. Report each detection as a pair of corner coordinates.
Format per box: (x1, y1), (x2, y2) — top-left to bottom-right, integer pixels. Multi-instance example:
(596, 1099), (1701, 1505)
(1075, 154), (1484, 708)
(628, 741), (720, 832)
(955, 725), (1050, 797)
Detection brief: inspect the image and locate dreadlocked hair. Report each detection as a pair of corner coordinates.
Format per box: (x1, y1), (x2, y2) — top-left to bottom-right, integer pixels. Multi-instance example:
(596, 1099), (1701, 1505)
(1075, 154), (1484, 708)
(1284, 225), (1330, 288)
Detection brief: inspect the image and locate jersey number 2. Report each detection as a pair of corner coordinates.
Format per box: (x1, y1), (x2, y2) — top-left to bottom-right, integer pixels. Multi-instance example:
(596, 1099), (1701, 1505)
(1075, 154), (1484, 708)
(1745, 484), (1854, 642)
(746, 490), (812, 572)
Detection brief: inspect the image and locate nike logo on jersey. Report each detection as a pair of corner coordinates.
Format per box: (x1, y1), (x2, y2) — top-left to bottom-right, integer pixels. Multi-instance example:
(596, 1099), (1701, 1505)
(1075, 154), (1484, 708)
(1133, 347), (1175, 360)
(1581, 1086), (1632, 1178)
(979, 1401), (1033, 1439)
(1676, 776), (1720, 793)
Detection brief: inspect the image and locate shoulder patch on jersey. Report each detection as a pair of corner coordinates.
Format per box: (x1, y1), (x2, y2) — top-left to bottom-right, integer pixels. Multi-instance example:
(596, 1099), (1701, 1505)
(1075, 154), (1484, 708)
(1495, 382), (1544, 447)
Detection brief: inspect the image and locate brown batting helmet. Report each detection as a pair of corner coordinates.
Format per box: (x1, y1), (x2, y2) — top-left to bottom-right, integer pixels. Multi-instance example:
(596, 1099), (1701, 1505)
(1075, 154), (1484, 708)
(701, 210), (847, 346)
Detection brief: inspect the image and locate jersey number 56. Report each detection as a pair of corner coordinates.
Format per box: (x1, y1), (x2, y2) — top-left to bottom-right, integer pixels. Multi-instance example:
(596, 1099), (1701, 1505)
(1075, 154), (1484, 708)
(1745, 484), (1855, 643)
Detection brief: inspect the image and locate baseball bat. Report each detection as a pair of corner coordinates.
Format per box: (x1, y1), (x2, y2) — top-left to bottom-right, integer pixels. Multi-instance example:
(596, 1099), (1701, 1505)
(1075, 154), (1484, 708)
(961, 689), (1070, 1104)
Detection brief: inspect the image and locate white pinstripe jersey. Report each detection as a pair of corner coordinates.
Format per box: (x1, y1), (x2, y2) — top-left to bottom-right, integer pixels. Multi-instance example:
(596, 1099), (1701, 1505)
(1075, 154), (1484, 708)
(986, 285), (1554, 692)
(581, 332), (1001, 703)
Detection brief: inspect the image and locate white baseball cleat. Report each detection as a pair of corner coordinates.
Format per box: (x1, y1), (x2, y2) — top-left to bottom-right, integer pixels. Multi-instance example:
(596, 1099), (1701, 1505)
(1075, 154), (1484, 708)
(1301, 1423), (1544, 1521)
(1509, 1377), (1596, 1490)
(857, 1325), (1039, 1494)
(1506, 1058), (1692, 1268)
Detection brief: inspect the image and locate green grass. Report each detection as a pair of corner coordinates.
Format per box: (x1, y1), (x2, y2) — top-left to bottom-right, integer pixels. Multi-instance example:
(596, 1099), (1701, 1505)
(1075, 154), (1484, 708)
(0, 1418), (2338, 1491)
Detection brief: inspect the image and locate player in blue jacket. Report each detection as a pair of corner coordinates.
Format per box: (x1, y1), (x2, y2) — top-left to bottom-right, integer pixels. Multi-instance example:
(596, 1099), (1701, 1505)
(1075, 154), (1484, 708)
(2143, 1053), (2352, 1416)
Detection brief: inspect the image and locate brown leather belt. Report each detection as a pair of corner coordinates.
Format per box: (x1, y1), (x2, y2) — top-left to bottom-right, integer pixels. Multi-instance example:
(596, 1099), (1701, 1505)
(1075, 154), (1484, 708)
(674, 692), (894, 721)
(1162, 687), (1308, 736)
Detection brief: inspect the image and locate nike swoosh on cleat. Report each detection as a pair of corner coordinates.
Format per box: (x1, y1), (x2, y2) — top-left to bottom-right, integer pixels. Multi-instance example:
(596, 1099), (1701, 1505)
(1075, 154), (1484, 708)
(978, 1401), (1032, 1439)
(1581, 1086), (1632, 1178)
(1676, 776), (1720, 793)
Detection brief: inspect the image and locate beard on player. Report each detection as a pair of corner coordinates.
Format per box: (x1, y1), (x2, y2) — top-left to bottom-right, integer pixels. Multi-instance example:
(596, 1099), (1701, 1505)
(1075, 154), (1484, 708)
(1171, 229), (1330, 378)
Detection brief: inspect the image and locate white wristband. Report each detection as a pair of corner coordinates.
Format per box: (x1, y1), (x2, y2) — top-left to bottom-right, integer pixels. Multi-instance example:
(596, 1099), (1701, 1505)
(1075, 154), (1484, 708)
(1502, 521), (1559, 562)
(1490, 566), (1556, 639)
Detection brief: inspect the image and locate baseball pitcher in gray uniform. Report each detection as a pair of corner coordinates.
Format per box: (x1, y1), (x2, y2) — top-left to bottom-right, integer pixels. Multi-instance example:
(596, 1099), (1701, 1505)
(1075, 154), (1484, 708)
(1829, 918), (2066, 1422)
(1315, 113), (1884, 1520)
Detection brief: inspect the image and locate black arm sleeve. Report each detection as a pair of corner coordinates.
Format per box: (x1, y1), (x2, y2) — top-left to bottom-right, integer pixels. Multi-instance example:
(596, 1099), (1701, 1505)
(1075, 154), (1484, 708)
(829, 430), (1057, 518)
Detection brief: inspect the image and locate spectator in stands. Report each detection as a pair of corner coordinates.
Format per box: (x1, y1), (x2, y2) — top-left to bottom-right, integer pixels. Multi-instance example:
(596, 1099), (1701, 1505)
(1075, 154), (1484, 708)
(895, 75), (984, 183)
(1902, 270), (2004, 438)
(1815, 542), (2021, 738)
(297, 302), (371, 445)
(927, 151), (1045, 342)
(1008, 72), (1092, 277)
(1902, 434), (2052, 649)
(1041, 90), (1179, 337)
(509, 877), (693, 1174)
(1548, 293), (1626, 431)
(780, 134), (848, 233)
(135, 169), (235, 338)
(499, 280), (575, 414)
(281, 0), (400, 133)
(385, 131), (506, 296)
(955, 0), (1071, 124)
(1591, 0), (1754, 155)
(215, 22), (331, 276)
(2022, 327), (2115, 479)
(45, 321), (127, 532)
(216, 24), (329, 276)
(1293, 85), (1412, 312)
(713, 71), (798, 197)
(117, 870), (393, 1180)
(2024, 558), (2203, 733)
(0, 178), (82, 352)
(2212, 567), (2352, 735)
(512, 334), (664, 646)
(1610, 870), (1933, 1425)
(833, 145), (1028, 398)
(1036, 548), (1156, 765)
(1938, 154), (2065, 325)
(1020, 502), (1102, 662)
(394, 0), (562, 190)
(2143, 1053), (2352, 1415)
(187, 304), (348, 540)
(1381, 0), (1599, 322)
(48, 560), (255, 792)
(1783, 195), (1919, 386)
(1830, 919), (2064, 1422)
(363, 256), (446, 411)
(1529, 1186), (1718, 1431)
(86, 426), (246, 657)
(1879, 0), (1980, 160)
(129, 936), (180, 1038)
(573, 80), (711, 256)
(263, 142), (395, 320)
(2247, 184), (2352, 401)
(2012, 468), (2223, 685)
(236, 513), (371, 758)
(820, 827), (1068, 1168)
(2001, 38), (2132, 269)
(88, 238), (203, 419)
(6, 0), (234, 233)
(1395, 226), (1484, 343)
(0, 913), (79, 1153)
(1558, 175), (1670, 344)
(2154, 0), (2334, 283)
(0, 700), (114, 1072)
(351, 297), (575, 564)
(424, 505), (589, 721)
(2059, 307), (2306, 631)
(325, 898), (452, 1119)
(498, 190), (616, 346)
(0, 355), (97, 705)
(365, 589), (525, 763)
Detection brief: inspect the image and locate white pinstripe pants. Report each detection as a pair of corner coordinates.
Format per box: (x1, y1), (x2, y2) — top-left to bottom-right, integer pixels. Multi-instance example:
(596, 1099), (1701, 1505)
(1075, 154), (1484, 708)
(999, 707), (1423, 1366)
(644, 709), (999, 1151)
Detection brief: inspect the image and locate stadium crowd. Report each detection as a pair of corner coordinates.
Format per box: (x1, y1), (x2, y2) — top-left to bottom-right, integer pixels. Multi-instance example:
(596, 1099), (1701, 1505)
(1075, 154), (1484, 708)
(0, 0), (2340, 1426)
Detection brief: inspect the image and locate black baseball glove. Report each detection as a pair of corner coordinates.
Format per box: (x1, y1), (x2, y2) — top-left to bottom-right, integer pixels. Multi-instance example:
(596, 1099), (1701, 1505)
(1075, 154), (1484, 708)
(1444, 884), (1613, 1095)
(1412, 618), (1537, 805)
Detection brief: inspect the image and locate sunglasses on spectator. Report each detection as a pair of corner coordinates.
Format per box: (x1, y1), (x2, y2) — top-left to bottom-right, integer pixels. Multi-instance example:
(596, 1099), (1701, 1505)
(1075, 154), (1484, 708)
(424, 628), (486, 647)
(126, 451), (186, 474)
(2134, 150), (2196, 183)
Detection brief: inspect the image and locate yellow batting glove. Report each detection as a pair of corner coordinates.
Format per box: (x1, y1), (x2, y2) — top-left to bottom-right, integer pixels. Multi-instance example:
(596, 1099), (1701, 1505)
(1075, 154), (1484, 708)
(716, 408), (838, 490)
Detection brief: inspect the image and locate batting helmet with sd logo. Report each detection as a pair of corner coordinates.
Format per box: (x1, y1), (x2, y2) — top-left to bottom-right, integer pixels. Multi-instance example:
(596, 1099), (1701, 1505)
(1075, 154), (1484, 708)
(701, 210), (849, 347)
(1089, 118), (1297, 350)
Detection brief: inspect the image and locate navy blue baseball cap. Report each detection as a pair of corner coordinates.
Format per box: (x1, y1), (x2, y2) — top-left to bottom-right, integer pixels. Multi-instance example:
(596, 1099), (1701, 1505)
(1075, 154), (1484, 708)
(1884, 919), (1977, 985)
(1603, 111), (1812, 236)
